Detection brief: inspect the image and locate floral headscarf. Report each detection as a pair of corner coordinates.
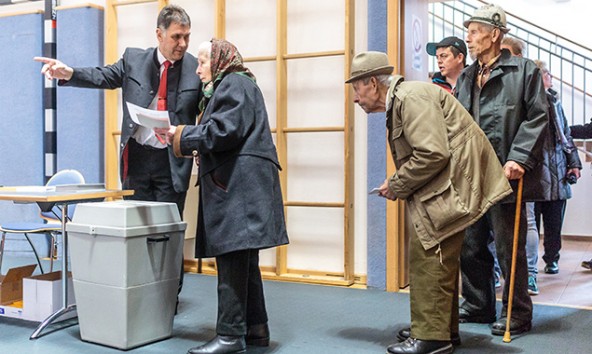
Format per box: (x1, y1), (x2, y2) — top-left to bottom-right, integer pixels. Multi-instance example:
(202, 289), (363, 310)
(199, 39), (256, 113)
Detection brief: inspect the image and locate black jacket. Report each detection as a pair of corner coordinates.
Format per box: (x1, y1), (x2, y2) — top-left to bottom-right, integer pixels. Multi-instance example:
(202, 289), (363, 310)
(63, 47), (201, 193)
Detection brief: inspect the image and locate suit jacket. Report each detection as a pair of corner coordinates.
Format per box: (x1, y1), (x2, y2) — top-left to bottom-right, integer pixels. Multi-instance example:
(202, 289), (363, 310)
(62, 47), (201, 193)
(172, 73), (289, 257)
(386, 75), (512, 250)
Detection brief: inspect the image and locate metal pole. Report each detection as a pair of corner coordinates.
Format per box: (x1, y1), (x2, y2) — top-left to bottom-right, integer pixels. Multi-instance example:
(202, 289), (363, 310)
(43, 0), (58, 183)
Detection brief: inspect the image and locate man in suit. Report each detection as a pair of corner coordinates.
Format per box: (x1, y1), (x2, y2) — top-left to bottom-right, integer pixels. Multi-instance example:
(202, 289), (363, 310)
(35, 4), (201, 311)
(35, 4), (201, 215)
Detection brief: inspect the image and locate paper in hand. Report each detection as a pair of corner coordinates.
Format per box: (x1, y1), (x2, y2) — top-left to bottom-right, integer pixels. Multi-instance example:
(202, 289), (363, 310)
(126, 101), (170, 129)
(369, 187), (381, 195)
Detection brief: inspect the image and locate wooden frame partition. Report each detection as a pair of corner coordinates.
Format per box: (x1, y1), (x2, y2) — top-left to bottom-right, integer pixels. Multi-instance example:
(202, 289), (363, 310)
(103, 0), (360, 287)
(199, 0), (357, 287)
(104, 0), (169, 191)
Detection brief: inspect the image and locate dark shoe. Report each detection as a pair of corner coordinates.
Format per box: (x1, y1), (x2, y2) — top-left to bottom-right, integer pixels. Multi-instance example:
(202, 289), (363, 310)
(246, 323), (270, 347)
(581, 259), (592, 270)
(544, 261), (559, 274)
(187, 335), (246, 354)
(491, 317), (532, 336)
(387, 338), (453, 354)
(396, 327), (461, 346)
(459, 307), (495, 324)
(527, 275), (539, 296)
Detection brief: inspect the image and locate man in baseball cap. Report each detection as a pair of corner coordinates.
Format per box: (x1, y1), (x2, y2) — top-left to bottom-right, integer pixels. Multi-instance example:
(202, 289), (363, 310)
(425, 36), (467, 93)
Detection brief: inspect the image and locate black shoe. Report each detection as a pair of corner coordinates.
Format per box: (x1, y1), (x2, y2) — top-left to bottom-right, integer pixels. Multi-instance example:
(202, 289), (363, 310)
(396, 328), (461, 346)
(459, 307), (496, 324)
(187, 335), (246, 354)
(491, 317), (532, 336)
(582, 259), (592, 270)
(544, 261), (559, 274)
(387, 338), (453, 354)
(246, 323), (270, 347)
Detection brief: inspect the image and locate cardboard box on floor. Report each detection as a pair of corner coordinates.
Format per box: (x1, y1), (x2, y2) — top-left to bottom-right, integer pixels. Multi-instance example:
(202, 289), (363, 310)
(0, 264), (36, 305)
(0, 264), (37, 320)
(23, 271), (75, 322)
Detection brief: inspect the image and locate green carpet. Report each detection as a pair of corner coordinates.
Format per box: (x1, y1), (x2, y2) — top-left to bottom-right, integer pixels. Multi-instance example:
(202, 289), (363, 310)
(1, 257), (590, 354)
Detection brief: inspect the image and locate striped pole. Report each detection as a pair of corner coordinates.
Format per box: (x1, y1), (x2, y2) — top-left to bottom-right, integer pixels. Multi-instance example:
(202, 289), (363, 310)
(43, 0), (57, 182)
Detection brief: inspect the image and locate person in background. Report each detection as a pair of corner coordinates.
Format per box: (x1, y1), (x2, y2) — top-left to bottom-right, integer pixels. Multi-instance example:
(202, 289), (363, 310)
(347, 51), (511, 354)
(570, 119), (592, 271)
(34, 4), (201, 313)
(501, 36), (525, 57)
(570, 119), (592, 139)
(425, 36), (467, 93)
(158, 39), (289, 354)
(455, 4), (548, 336)
(528, 60), (582, 285)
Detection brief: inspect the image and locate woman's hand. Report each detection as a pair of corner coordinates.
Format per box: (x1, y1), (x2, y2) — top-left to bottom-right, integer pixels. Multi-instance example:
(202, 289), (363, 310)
(154, 126), (177, 145)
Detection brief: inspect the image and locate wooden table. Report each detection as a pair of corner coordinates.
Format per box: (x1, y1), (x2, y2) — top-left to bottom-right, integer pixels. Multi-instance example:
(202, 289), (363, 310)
(0, 186), (133, 339)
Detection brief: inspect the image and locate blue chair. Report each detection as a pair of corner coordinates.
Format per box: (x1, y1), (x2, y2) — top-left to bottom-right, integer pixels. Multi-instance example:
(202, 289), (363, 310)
(0, 169), (85, 274)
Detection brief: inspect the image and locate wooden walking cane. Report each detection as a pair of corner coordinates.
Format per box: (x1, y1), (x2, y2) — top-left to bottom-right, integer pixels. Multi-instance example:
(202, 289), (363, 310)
(503, 177), (524, 343)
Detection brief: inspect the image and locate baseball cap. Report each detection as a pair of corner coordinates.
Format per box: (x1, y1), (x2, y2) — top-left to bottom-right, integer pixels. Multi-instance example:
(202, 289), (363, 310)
(426, 36), (467, 57)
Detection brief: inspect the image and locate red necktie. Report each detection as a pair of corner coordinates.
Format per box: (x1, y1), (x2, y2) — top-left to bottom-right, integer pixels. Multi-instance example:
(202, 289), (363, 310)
(157, 60), (171, 111)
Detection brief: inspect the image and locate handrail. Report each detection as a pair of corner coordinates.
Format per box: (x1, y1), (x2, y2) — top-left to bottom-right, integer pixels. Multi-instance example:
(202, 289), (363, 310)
(429, 0), (592, 125)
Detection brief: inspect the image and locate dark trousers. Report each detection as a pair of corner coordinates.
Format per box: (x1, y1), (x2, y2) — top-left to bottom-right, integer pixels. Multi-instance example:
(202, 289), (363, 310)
(534, 200), (566, 264)
(123, 138), (187, 214)
(123, 138), (187, 296)
(460, 202), (533, 322)
(215, 249), (268, 336)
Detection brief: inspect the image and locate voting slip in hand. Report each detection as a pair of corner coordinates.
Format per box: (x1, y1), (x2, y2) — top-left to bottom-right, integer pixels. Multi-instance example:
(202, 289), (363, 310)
(369, 187), (382, 195)
(126, 101), (170, 129)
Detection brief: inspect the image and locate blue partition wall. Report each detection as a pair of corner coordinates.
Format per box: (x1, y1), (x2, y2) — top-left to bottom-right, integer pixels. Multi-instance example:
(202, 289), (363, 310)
(366, 0), (388, 290)
(0, 13), (45, 228)
(56, 6), (104, 184)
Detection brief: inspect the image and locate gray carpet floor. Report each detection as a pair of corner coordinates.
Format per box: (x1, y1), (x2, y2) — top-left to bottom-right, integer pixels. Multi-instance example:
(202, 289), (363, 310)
(1, 258), (591, 354)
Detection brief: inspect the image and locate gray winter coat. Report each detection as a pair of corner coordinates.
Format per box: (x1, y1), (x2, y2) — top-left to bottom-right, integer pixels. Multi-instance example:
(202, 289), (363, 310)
(538, 89), (582, 200)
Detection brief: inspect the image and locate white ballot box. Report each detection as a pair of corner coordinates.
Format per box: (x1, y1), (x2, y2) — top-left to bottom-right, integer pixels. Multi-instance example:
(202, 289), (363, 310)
(67, 201), (186, 350)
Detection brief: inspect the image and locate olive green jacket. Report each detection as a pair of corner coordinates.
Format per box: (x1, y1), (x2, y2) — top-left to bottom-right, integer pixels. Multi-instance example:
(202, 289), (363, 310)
(386, 75), (512, 250)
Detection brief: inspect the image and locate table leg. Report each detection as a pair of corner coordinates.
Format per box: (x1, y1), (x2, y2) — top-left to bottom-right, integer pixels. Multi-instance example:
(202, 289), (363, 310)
(30, 203), (77, 339)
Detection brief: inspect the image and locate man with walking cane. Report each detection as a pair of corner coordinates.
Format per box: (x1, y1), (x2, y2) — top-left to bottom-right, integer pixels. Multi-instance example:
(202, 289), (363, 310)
(455, 4), (549, 336)
(347, 51), (512, 354)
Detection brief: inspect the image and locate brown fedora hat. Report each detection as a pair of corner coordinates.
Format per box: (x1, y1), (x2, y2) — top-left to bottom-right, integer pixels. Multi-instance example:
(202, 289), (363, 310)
(346, 51), (394, 83)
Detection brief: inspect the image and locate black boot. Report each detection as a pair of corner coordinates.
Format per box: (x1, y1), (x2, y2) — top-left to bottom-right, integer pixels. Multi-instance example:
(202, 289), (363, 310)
(396, 327), (461, 346)
(387, 338), (453, 354)
(246, 323), (270, 346)
(187, 335), (246, 354)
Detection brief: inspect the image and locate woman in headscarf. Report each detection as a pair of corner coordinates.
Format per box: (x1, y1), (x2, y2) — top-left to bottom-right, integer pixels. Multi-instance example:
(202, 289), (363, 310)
(158, 39), (289, 354)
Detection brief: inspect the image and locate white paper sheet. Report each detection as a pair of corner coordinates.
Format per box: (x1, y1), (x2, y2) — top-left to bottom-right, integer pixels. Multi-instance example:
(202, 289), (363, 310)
(126, 101), (170, 129)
